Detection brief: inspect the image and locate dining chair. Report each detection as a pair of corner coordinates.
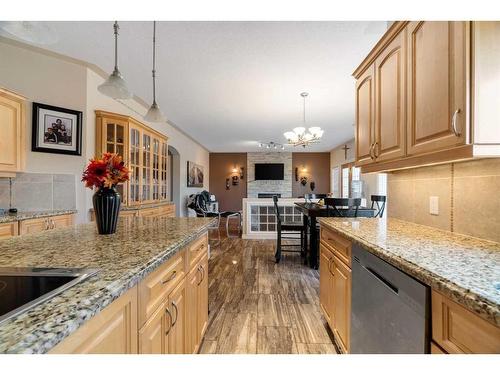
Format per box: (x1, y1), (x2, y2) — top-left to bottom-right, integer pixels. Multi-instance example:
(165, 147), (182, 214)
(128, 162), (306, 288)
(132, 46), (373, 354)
(371, 195), (387, 218)
(324, 197), (362, 217)
(273, 195), (304, 263)
(303, 193), (328, 203)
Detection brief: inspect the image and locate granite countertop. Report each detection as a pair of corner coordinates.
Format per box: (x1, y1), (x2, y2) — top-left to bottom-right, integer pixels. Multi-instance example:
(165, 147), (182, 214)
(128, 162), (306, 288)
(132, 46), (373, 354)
(0, 209), (77, 224)
(88, 201), (174, 212)
(319, 217), (500, 327)
(0, 217), (214, 353)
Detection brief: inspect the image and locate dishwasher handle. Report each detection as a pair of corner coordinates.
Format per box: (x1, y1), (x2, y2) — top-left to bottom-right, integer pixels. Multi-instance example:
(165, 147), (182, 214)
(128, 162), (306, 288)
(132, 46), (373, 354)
(365, 266), (399, 295)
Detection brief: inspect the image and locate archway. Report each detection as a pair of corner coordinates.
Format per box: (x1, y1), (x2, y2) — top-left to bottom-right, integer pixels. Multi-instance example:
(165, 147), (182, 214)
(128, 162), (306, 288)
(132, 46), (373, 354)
(168, 145), (181, 216)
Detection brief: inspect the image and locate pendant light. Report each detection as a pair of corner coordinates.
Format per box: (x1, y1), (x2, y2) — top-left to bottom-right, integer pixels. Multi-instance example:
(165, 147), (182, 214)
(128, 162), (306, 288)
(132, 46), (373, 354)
(98, 21), (132, 99)
(144, 21), (166, 123)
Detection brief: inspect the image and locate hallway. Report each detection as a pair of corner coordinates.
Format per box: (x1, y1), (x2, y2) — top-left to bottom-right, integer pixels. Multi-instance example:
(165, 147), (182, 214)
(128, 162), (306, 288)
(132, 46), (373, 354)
(200, 234), (337, 354)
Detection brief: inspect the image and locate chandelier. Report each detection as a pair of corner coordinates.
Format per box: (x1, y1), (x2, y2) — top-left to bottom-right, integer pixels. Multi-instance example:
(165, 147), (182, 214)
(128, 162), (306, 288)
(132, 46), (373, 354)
(258, 141), (285, 150)
(283, 92), (324, 148)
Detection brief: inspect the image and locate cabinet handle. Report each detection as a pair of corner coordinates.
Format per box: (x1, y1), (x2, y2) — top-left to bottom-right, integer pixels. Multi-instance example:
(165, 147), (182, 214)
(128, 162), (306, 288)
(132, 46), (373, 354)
(161, 270), (177, 284)
(452, 109), (461, 137)
(165, 307), (173, 335)
(373, 141), (379, 159)
(51, 219), (56, 229)
(369, 142), (375, 160)
(44, 219), (50, 231)
(197, 266), (203, 285)
(328, 257), (334, 276)
(200, 265), (205, 282)
(171, 301), (178, 327)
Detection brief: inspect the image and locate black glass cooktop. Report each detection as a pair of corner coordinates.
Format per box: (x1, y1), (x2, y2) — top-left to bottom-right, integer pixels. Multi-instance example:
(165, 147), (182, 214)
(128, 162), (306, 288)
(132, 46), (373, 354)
(0, 268), (98, 324)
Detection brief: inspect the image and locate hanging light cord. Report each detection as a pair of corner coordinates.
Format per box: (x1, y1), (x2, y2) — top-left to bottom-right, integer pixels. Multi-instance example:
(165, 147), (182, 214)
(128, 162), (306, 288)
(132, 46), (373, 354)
(151, 21), (157, 105)
(113, 21), (119, 72)
(303, 95), (306, 125)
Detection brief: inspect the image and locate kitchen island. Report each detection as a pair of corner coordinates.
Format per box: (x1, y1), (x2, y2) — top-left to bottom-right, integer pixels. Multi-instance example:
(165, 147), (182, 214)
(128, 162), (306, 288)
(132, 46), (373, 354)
(0, 217), (214, 354)
(318, 217), (500, 354)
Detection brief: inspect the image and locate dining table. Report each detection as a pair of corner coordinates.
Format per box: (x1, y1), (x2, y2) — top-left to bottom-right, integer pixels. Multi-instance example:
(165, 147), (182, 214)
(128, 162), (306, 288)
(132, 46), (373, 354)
(294, 202), (376, 269)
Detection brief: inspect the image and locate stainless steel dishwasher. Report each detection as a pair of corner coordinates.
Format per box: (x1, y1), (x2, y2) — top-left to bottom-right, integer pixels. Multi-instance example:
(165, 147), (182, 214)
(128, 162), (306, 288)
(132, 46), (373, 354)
(351, 244), (430, 353)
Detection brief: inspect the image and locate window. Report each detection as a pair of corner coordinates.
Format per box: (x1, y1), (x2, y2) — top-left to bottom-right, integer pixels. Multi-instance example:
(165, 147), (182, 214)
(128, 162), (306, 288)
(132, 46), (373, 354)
(332, 166), (340, 197)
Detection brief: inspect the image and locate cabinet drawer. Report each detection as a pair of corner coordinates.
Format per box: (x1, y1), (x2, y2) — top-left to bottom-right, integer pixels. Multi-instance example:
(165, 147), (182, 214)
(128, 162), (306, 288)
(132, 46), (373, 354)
(320, 226), (352, 267)
(187, 233), (208, 271)
(19, 217), (50, 235)
(0, 222), (18, 239)
(50, 214), (74, 229)
(432, 290), (500, 353)
(158, 205), (175, 217)
(138, 251), (186, 327)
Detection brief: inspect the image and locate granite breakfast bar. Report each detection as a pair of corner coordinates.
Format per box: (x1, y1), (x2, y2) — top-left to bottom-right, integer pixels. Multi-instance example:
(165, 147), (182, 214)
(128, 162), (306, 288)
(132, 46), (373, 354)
(0, 216), (214, 354)
(318, 217), (500, 354)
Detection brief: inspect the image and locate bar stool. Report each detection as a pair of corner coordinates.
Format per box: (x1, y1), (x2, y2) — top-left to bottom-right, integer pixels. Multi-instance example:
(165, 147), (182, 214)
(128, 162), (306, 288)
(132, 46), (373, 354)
(324, 197), (362, 217)
(273, 195), (304, 263)
(371, 195), (387, 218)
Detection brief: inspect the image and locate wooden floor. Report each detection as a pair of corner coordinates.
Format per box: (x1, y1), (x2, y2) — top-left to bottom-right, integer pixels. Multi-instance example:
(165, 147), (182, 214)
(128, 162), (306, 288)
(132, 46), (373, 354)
(199, 227), (338, 354)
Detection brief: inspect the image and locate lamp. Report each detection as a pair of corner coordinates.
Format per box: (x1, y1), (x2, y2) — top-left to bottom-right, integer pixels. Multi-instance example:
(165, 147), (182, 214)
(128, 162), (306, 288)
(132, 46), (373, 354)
(283, 92), (324, 148)
(144, 21), (166, 123)
(98, 21), (132, 99)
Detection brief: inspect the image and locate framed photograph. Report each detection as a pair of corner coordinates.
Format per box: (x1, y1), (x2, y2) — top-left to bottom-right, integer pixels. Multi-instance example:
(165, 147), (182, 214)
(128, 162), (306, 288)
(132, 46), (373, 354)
(187, 161), (204, 187)
(32, 102), (82, 156)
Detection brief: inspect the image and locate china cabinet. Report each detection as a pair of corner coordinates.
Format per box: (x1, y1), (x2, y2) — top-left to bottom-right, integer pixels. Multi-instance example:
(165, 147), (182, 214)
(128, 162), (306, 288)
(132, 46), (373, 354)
(95, 110), (169, 206)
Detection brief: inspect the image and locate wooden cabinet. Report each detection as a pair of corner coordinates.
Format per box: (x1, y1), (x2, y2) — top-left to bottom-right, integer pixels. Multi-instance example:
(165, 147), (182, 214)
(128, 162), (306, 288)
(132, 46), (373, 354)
(374, 29), (406, 162)
(319, 244), (335, 326)
(332, 254), (351, 353)
(0, 222), (18, 239)
(355, 64), (375, 166)
(407, 21), (467, 156)
(19, 214), (74, 235)
(319, 227), (352, 353)
(432, 290), (500, 354)
(96, 111), (169, 207)
(50, 286), (138, 354)
(353, 21), (500, 173)
(50, 232), (209, 354)
(0, 88), (25, 177)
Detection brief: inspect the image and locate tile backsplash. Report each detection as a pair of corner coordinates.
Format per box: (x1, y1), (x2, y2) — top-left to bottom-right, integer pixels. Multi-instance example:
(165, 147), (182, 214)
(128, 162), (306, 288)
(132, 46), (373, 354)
(388, 158), (500, 243)
(0, 172), (76, 212)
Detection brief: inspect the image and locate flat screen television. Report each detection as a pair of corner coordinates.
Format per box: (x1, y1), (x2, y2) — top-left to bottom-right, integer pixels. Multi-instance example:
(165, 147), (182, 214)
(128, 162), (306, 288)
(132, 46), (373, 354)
(255, 163), (284, 180)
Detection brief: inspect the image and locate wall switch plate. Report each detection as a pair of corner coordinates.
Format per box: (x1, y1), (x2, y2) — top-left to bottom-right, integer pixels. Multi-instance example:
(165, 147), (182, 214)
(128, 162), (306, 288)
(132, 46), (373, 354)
(429, 196), (439, 215)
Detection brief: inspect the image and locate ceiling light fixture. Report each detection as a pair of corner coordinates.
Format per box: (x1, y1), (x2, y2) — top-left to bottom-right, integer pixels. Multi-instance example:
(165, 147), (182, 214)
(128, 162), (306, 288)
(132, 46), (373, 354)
(283, 92), (324, 148)
(144, 21), (166, 123)
(0, 21), (58, 45)
(98, 21), (132, 100)
(258, 141), (285, 151)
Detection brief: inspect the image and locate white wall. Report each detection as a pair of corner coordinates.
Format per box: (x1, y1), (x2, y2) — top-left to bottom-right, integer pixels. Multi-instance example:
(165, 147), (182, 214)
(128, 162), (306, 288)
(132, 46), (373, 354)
(1, 39), (209, 222)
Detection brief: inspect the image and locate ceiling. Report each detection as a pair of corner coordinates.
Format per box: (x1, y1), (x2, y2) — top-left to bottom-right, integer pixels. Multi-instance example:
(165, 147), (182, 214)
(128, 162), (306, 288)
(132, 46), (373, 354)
(0, 21), (387, 152)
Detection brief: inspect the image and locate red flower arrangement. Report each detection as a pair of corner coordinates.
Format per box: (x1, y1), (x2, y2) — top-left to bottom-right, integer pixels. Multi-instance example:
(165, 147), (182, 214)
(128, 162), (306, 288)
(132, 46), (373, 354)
(82, 153), (130, 189)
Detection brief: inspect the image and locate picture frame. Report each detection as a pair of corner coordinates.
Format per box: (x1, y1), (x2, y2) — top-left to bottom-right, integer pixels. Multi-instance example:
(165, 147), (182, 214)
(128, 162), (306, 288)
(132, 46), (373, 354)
(187, 161), (204, 187)
(32, 102), (83, 156)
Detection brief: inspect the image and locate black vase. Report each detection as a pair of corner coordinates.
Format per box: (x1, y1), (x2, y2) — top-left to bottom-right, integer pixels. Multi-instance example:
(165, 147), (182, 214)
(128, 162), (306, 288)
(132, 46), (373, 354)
(93, 186), (121, 234)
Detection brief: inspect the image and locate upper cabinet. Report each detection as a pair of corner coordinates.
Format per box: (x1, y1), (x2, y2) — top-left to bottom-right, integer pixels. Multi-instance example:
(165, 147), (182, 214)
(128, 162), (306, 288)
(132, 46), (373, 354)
(0, 88), (26, 177)
(353, 22), (500, 173)
(95, 110), (169, 206)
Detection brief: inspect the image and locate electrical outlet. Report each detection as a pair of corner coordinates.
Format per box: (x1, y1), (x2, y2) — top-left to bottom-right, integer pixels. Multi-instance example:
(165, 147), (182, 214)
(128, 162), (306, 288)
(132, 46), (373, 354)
(429, 196), (439, 215)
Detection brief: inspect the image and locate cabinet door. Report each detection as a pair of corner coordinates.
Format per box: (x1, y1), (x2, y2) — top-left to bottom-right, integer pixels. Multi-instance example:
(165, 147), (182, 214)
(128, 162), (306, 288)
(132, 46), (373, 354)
(333, 255), (351, 353)
(160, 141), (169, 200)
(197, 255), (209, 342)
(0, 89), (24, 174)
(129, 126), (141, 204)
(102, 118), (128, 204)
(152, 137), (161, 201)
(186, 265), (201, 354)
(139, 299), (169, 354)
(19, 217), (49, 235)
(319, 244), (334, 327)
(355, 64), (376, 166)
(142, 132), (152, 202)
(168, 279), (187, 354)
(407, 21), (467, 156)
(51, 214), (74, 229)
(374, 30), (406, 162)
(0, 222), (18, 239)
(50, 287), (138, 354)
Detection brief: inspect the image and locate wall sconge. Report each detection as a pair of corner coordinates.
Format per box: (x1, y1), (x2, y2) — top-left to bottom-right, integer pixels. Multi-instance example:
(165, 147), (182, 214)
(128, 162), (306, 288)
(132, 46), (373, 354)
(240, 167), (244, 179)
(232, 175), (239, 186)
(295, 167), (298, 182)
(310, 181), (316, 191)
(226, 178), (230, 190)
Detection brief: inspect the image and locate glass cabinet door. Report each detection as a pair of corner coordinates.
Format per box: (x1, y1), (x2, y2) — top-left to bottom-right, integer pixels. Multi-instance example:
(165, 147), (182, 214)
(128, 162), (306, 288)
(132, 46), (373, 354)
(152, 138), (160, 201)
(160, 142), (168, 200)
(129, 127), (141, 204)
(142, 133), (151, 202)
(104, 120), (127, 203)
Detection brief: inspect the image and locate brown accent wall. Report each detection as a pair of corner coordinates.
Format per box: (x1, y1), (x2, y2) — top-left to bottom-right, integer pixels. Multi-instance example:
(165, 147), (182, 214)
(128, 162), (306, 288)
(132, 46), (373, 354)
(209, 153), (247, 212)
(292, 153), (331, 197)
(388, 158), (500, 243)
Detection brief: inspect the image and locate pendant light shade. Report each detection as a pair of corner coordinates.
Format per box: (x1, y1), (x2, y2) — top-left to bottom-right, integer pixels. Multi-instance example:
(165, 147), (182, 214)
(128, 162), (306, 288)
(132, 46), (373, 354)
(98, 21), (132, 100)
(144, 21), (166, 123)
